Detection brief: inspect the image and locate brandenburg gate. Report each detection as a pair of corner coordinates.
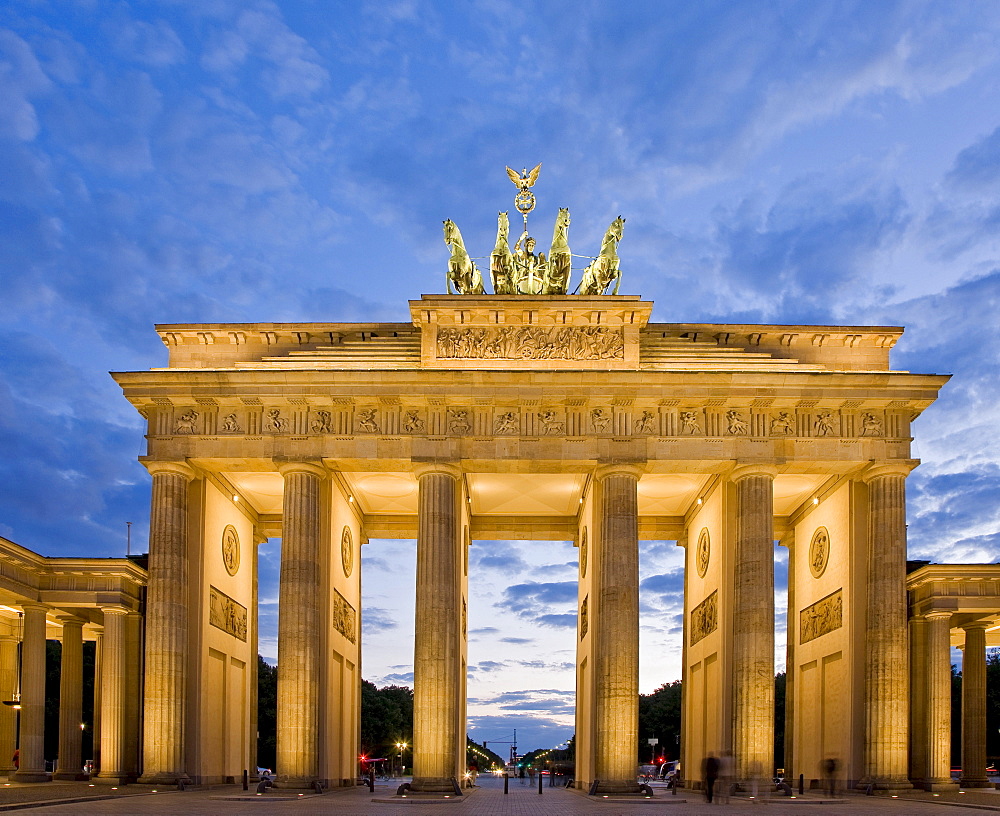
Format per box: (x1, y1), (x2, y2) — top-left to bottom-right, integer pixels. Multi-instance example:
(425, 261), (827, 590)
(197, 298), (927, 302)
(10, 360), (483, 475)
(113, 177), (947, 793)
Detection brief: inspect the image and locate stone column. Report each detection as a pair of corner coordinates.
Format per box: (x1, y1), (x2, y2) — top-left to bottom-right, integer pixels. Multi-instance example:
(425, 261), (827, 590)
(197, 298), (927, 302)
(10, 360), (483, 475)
(275, 461), (326, 788)
(411, 464), (462, 793)
(925, 613), (958, 790)
(908, 616), (928, 785)
(96, 607), (129, 784)
(0, 636), (18, 775)
(960, 623), (990, 788)
(123, 612), (142, 778)
(14, 604), (48, 783)
(593, 465), (642, 794)
(782, 533), (796, 781)
(92, 632), (102, 773)
(139, 460), (195, 784)
(53, 618), (85, 780)
(731, 465), (776, 782)
(861, 465), (911, 790)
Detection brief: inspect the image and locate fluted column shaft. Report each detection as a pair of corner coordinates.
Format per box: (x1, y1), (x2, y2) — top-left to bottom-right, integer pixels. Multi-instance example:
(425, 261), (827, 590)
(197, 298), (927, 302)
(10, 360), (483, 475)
(926, 613), (957, 788)
(593, 468), (641, 792)
(908, 617), (928, 783)
(53, 619), (84, 780)
(0, 637), (18, 774)
(140, 462), (194, 783)
(960, 624), (989, 787)
(411, 466), (462, 790)
(862, 469), (910, 788)
(732, 467), (775, 781)
(14, 604), (48, 782)
(276, 462), (325, 787)
(97, 609), (128, 782)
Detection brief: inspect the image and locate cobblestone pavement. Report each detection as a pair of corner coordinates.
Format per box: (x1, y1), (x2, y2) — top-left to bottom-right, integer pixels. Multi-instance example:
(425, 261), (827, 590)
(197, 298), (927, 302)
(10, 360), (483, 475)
(3, 775), (1000, 815)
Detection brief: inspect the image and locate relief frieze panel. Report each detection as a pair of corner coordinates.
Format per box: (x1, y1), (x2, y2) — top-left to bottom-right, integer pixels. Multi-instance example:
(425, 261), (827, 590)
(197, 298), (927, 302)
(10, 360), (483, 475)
(332, 589), (357, 644)
(156, 404), (905, 443)
(690, 590), (718, 646)
(209, 586), (248, 642)
(436, 326), (625, 361)
(800, 588), (843, 645)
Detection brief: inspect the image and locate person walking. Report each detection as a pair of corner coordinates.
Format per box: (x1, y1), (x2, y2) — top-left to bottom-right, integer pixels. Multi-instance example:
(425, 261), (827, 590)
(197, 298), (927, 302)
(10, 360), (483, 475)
(703, 753), (720, 803)
(717, 751), (734, 803)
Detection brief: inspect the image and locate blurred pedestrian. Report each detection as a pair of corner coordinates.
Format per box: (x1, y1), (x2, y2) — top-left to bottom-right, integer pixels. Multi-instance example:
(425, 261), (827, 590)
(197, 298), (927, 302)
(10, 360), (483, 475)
(703, 753), (719, 803)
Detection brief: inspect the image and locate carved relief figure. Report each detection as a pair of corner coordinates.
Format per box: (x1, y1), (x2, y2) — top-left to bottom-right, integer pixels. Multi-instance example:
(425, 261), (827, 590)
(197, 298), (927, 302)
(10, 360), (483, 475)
(332, 590), (357, 644)
(800, 589), (843, 644)
(580, 595), (589, 640)
(490, 211), (517, 295)
(341, 526), (353, 578)
(357, 408), (380, 434)
(690, 590), (718, 646)
(494, 411), (519, 435)
(311, 410), (333, 433)
(591, 408), (611, 433)
(209, 587), (248, 642)
(538, 410), (565, 435)
(443, 219), (485, 294)
(633, 410), (656, 434)
(543, 207), (572, 294)
(579, 528), (588, 578)
(579, 215), (625, 295)
(809, 527), (830, 579)
(402, 410), (425, 433)
(173, 409), (199, 434)
(814, 411), (837, 436)
(449, 410), (471, 435)
(680, 410), (702, 435)
(726, 410), (749, 435)
(222, 525), (240, 576)
(221, 412), (241, 432)
(436, 325), (624, 361)
(770, 411), (795, 435)
(264, 409), (288, 433)
(860, 412), (884, 436)
(696, 528), (710, 577)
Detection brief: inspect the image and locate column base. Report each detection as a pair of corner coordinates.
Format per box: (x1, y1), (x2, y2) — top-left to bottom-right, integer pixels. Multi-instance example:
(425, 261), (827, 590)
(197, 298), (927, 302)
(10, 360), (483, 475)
(93, 773), (134, 785)
(137, 772), (191, 786)
(12, 770), (50, 783)
(959, 777), (992, 788)
(590, 779), (643, 795)
(923, 778), (960, 792)
(857, 778), (913, 793)
(274, 776), (318, 790)
(52, 770), (89, 781)
(409, 777), (461, 794)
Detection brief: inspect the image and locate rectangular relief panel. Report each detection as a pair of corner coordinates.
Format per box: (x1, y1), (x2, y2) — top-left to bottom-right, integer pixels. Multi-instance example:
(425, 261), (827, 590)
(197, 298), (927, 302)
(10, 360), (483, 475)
(690, 590), (718, 646)
(800, 589), (843, 645)
(332, 589), (357, 644)
(209, 586), (248, 642)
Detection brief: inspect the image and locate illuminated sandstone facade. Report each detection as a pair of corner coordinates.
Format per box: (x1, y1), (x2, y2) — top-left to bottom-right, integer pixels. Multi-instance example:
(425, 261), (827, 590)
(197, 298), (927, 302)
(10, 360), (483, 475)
(112, 294), (950, 792)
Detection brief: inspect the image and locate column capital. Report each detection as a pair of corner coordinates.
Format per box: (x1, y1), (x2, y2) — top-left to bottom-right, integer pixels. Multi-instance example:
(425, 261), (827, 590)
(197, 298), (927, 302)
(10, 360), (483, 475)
(19, 602), (48, 615)
(924, 611), (953, 622)
(962, 620), (992, 632)
(56, 615), (85, 628)
(730, 462), (778, 482)
(100, 605), (130, 618)
(274, 459), (327, 479)
(412, 461), (462, 480)
(141, 459), (197, 480)
(594, 462), (645, 481)
(862, 461), (916, 483)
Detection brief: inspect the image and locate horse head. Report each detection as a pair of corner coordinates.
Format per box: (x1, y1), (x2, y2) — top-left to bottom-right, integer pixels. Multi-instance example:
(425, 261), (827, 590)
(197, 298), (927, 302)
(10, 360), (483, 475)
(497, 211), (509, 239)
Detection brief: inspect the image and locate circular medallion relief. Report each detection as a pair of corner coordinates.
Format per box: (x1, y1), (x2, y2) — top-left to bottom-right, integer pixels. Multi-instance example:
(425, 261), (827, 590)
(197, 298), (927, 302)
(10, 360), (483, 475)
(696, 528), (710, 578)
(580, 528), (588, 579)
(341, 526), (354, 578)
(222, 525), (240, 576)
(809, 527), (830, 579)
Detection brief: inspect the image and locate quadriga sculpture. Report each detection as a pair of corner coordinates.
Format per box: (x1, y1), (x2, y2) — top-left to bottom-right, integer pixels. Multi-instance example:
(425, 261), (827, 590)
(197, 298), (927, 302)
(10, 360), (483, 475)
(544, 207), (571, 295)
(579, 216), (625, 296)
(443, 219), (485, 295)
(490, 212), (516, 295)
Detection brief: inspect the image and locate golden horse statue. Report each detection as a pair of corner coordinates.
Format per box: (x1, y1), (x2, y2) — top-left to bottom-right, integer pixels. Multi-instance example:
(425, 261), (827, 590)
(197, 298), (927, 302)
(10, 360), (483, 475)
(490, 212), (516, 295)
(443, 219), (485, 295)
(543, 207), (571, 295)
(579, 216), (625, 295)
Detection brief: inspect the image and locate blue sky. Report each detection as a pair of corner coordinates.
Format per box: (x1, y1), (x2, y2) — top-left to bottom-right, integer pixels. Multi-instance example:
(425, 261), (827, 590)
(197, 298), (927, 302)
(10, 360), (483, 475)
(2, 1), (999, 753)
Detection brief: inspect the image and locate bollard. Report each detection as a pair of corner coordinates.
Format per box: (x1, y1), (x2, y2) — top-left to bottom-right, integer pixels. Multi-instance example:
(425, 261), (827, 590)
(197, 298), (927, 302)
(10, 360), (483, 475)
(504, 773), (509, 795)
(799, 773), (804, 795)
(242, 769), (248, 791)
(538, 770), (543, 795)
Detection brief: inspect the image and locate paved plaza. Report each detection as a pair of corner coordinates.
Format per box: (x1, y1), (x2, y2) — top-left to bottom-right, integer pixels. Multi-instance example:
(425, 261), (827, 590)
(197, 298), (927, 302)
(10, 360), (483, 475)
(2, 776), (1000, 815)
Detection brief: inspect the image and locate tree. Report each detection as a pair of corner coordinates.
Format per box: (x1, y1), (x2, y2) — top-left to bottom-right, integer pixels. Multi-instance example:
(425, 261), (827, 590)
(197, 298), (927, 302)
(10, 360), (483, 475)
(638, 680), (681, 762)
(257, 656), (277, 771)
(774, 671), (786, 769)
(360, 680), (413, 760)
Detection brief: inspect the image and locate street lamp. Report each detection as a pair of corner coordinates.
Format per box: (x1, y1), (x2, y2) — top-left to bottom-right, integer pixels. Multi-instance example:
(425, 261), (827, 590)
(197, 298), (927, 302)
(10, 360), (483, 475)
(396, 742), (407, 777)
